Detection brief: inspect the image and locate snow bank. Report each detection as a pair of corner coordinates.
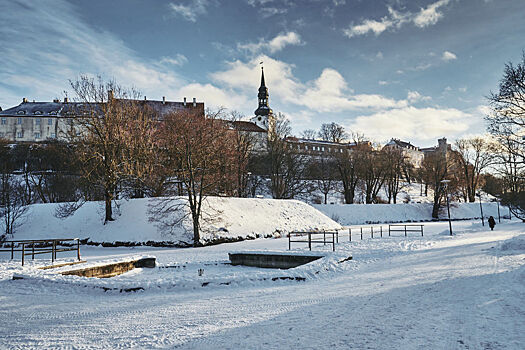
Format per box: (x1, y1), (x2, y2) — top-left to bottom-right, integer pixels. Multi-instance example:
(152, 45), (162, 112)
(500, 234), (525, 252)
(9, 197), (341, 245)
(313, 202), (505, 226)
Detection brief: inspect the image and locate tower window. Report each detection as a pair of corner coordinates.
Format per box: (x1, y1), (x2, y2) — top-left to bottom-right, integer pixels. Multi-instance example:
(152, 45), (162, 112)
(258, 117), (261, 121)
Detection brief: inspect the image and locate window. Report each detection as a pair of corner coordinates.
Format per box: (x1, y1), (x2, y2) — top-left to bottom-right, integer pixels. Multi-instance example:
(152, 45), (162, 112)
(34, 132), (41, 139)
(305, 145), (308, 150)
(1, 117), (6, 125)
(48, 118), (53, 125)
(17, 132), (23, 138)
(51, 133), (56, 138)
(34, 110), (43, 115)
(17, 117), (22, 125)
(321, 147), (325, 151)
(35, 118), (41, 125)
(17, 110), (26, 115)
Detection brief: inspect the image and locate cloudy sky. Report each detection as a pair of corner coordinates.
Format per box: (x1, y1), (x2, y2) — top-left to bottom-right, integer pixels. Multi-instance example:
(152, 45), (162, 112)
(1, 0), (524, 146)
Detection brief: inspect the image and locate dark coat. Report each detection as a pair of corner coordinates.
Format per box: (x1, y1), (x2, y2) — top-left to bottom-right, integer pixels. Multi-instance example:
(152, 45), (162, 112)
(488, 216), (496, 229)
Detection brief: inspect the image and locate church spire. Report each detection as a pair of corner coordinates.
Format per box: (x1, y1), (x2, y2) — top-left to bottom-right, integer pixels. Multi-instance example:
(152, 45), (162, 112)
(252, 65), (273, 131)
(260, 66), (266, 87)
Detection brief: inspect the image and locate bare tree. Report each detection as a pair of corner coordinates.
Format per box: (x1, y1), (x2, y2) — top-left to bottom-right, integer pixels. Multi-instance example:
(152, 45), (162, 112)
(420, 152), (454, 218)
(301, 129), (317, 140)
(318, 122), (347, 143)
(228, 111), (257, 197)
(61, 76), (156, 223)
(486, 52), (525, 219)
(383, 147), (410, 203)
(452, 137), (494, 202)
(153, 109), (234, 246)
(0, 139), (30, 240)
(359, 144), (387, 204)
(267, 113), (309, 199)
(307, 157), (336, 204)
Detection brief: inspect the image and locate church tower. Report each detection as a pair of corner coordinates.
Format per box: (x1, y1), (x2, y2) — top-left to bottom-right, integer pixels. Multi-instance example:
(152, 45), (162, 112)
(251, 67), (274, 131)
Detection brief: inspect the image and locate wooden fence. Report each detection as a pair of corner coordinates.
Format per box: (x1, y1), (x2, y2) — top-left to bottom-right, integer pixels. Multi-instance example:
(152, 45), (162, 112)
(0, 238), (81, 266)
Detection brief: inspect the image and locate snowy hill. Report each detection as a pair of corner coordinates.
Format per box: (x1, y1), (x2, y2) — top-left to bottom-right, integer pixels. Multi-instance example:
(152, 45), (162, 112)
(314, 202), (506, 226)
(9, 197), (342, 245)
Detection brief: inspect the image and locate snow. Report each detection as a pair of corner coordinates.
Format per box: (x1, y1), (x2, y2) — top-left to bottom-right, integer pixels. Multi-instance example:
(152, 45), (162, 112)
(0, 218), (524, 349)
(8, 197), (341, 244)
(314, 202), (505, 225)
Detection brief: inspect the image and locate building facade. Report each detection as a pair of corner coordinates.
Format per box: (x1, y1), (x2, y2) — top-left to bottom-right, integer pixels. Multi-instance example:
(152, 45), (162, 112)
(0, 96), (204, 142)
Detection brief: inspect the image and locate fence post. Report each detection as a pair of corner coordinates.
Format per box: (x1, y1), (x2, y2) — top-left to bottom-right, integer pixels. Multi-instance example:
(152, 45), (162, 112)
(22, 243), (25, 266)
(77, 239), (81, 260)
(349, 228), (352, 242)
(388, 225), (391, 237)
(308, 232), (312, 251)
(332, 232), (335, 252)
(371, 226), (374, 239)
(380, 226), (383, 238)
(32, 243), (35, 260)
(336, 230), (339, 243)
(52, 240), (56, 263)
(360, 227), (363, 240)
(421, 225), (424, 237)
(288, 232), (291, 250)
(404, 225), (407, 237)
(323, 230), (326, 245)
(11, 242), (14, 260)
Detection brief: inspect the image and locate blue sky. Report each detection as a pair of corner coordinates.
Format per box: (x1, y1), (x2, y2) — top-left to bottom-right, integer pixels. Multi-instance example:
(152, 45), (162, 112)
(1, 0), (524, 146)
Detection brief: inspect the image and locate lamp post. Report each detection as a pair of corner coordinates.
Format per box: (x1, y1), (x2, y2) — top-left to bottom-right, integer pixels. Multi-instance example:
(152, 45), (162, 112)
(441, 180), (453, 236)
(476, 192), (484, 226)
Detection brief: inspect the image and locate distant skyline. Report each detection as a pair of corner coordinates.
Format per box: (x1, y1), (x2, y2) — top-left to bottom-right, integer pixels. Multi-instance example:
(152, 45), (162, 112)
(1, 0), (524, 146)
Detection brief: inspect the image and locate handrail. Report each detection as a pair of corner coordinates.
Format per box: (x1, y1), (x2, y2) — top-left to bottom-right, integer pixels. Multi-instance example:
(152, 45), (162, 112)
(0, 238), (81, 266)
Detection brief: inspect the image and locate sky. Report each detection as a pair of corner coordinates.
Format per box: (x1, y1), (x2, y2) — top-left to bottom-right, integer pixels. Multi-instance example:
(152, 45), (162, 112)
(1, 0), (524, 147)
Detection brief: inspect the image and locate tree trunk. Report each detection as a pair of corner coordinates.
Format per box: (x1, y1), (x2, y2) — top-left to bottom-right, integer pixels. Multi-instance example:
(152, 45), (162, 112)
(104, 190), (114, 223)
(432, 200), (440, 219)
(192, 212), (200, 247)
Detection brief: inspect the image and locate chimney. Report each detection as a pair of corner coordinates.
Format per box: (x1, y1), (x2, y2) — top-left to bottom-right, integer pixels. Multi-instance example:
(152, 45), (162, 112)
(162, 96), (166, 104)
(63, 97), (69, 103)
(193, 97), (196, 107)
(183, 97), (187, 106)
(22, 97), (28, 103)
(53, 98), (60, 103)
(108, 90), (114, 100)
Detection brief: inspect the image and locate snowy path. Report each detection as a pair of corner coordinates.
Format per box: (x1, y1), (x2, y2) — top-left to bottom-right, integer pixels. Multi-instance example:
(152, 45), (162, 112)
(1, 221), (524, 349)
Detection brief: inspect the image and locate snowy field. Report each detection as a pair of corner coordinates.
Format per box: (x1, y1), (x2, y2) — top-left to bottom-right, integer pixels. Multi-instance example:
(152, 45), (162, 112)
(1, 218), (524, 349)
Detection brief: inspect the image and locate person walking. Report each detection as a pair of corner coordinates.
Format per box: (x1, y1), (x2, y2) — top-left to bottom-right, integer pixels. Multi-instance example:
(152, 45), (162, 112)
(488, 216), (496, 231)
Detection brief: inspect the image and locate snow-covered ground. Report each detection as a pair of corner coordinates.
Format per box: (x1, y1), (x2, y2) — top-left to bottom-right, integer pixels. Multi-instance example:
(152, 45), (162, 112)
(1, 218), (524, 349)
(315, 202), (506, 225)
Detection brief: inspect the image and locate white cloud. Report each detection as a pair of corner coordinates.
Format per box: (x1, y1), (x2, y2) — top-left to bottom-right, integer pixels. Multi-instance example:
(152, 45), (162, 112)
(169, 0), (211, 22)
(407, 90), (431, 103)
(211, 55), (408, 113)
(442, 50), (457, 61)
(238, 32), (303, 54)
(348, 106), (472, 144)
(176, 83), (248, 110)
(343, 0), (451, 38)
(159, 54), (188, 66)
(0, 1), (190, 107)
(414, 0), (450, 27)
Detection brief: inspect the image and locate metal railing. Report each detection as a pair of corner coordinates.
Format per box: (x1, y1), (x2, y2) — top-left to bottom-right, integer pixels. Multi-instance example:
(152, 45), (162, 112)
(388, 224), (424, 237)
(347, 224), (424, 241)
(288, 230), (338, 252)
(0, 238), (81, 266)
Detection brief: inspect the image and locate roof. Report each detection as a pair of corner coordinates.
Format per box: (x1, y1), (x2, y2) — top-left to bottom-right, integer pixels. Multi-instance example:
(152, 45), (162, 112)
(0, 98), (204, 118)
(386, 138), (420, 150)
(231, 120), (266, 133)
(285, 136), (358, 147)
